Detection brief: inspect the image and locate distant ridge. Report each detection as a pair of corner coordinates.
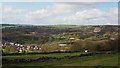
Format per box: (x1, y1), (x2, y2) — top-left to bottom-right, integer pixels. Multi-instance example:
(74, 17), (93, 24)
(1, 24), (33, 26)
(0, 24), (119, 27)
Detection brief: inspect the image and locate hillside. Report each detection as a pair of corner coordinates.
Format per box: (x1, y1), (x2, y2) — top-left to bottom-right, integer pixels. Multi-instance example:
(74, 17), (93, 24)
(1, 25), (119, 53)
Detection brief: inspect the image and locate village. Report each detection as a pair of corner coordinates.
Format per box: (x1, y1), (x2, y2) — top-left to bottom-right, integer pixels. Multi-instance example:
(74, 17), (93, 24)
(2, 42), (41, 53)
(1, 41), (75, 54)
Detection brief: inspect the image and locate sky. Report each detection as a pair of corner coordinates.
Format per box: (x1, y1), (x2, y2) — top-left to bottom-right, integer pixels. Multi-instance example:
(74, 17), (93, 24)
(0, 0), (119, 25)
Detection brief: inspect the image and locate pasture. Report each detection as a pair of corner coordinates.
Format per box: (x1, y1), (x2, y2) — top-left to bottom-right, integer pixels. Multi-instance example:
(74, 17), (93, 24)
(2, 52), (119, 67)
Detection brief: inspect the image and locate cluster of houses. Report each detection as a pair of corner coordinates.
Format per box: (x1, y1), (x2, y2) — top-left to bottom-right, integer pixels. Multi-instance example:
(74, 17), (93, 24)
(1, 42), (89, 53)
(2, 42), (72, 53)
(2, 42), (41, 53)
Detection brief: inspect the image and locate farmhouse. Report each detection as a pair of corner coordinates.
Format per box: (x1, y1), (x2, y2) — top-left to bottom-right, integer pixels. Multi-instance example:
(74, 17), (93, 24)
(110, 37), (115, 40)
(18, 49), (23, 53)
(85, 50), (88, 53)
(70, 37), (75, 40)
(9, 42), (14, 45)
(26, 46), (30, 50)
(17, 44), (20, 46)
(58, 44), (67, 46)
(60, 50), (65, 52)
(33, 46), (39, 50)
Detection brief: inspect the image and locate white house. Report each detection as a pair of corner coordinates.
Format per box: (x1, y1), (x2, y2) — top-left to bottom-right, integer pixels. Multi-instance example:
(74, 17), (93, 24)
(26, 46), (30, 50)
(9, 42), (14, 45)
(15, 43), (18, 46)
(110, 38), (115, 40)
(39, 48), (41, 50)
(60, 50), (65, 51)
(85, 50), (88, 53)
(70, 37), (75, 40)
(17, 44), (20, 46)
(19, 49), (22, 52)
(21, 45), (23, 46)
(58, 44), (67, 46)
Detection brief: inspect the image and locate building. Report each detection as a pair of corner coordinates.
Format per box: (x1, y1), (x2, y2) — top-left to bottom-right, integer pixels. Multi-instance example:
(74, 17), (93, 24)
(58, 44), (67, 46)
(70, 37), (75, 40)
(85, 50), (88, 53)
(110, 38), (115, 40)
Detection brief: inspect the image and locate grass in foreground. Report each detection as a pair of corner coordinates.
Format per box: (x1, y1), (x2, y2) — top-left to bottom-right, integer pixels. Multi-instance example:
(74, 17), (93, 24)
(2, 53), (119, 66)
(2, 52), (88, 60)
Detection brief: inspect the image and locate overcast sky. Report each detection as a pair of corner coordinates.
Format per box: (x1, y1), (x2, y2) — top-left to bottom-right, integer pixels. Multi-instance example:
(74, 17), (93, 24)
(1, 0), (119, 25)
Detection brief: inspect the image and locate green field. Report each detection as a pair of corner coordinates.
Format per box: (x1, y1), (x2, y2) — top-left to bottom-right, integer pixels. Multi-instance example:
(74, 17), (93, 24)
(50, 25), (93, 29)
(2, 52), (88, 60)
(2, 53), (119, 66)
(0, 26), (15, 29)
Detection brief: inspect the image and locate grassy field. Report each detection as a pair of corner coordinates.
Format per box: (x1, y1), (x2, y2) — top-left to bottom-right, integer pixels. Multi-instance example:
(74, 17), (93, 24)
(0, 26), (16, 29)
(2, 53), (119, 66)
(2, 52), (88, 60)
